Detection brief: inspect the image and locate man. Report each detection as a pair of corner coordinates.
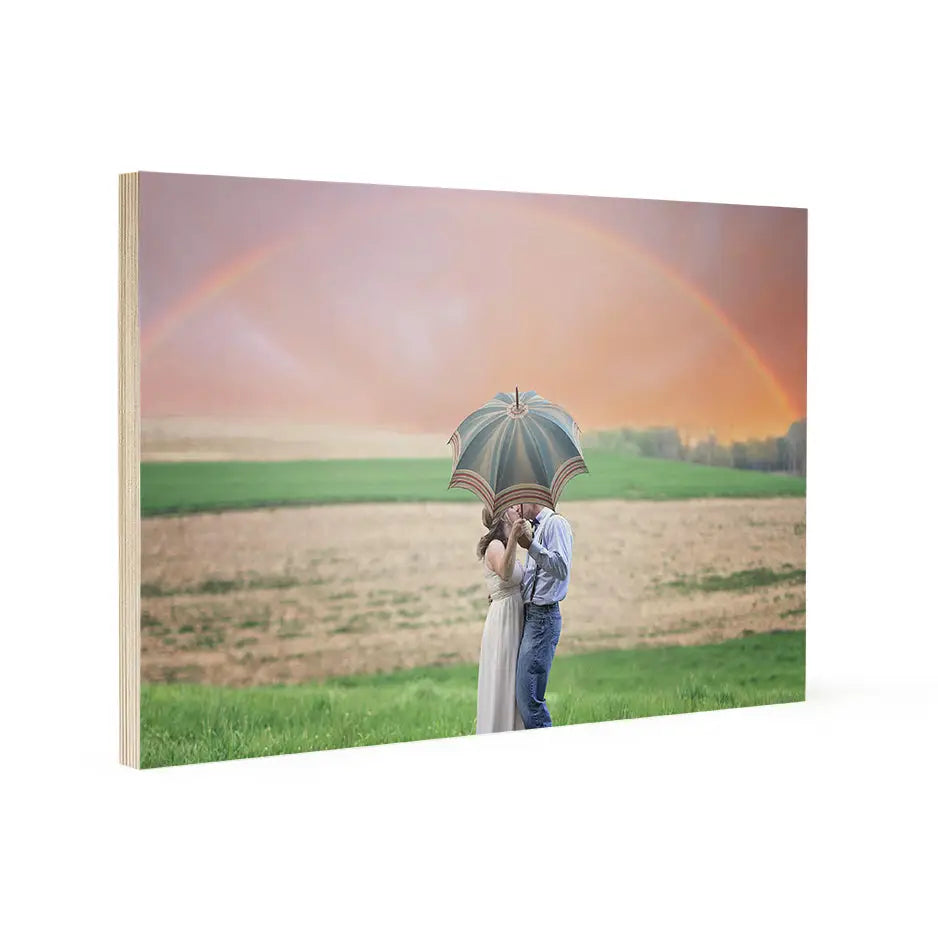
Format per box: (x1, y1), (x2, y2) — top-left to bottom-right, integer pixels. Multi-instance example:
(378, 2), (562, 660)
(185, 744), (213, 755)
(514, 503), (574, 729)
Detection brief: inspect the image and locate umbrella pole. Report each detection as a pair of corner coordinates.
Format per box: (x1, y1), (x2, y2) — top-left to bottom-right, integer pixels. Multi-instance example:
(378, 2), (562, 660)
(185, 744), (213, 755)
(515, 387), (522, 521)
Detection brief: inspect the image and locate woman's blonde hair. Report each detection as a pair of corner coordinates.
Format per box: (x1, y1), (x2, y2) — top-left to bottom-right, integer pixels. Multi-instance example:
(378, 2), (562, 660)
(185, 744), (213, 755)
(477, 506), (506, 560)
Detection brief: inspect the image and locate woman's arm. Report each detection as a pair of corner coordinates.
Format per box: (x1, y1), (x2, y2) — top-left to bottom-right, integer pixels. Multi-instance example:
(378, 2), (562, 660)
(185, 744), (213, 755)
(498, 520), (524, 579)
(485, 522), (523, 581)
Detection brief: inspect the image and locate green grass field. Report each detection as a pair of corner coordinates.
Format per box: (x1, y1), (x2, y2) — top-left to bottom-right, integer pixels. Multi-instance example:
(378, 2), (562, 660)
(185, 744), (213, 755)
(140, 629), (805, 768)
(141, 451), (806, 516)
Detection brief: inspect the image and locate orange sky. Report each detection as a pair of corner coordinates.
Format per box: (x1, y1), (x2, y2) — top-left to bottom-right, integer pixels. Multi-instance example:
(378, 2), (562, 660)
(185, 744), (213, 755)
(139, 173), (806, 442)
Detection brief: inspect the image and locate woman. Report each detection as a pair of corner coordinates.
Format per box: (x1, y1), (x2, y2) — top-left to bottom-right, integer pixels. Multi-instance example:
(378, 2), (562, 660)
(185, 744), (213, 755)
(476, 505), (528, 733)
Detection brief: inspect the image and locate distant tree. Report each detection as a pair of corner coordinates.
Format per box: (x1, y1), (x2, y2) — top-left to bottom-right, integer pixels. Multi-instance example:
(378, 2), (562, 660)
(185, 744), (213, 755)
(689, 432), (715, 466)
(785, 419), (807, 476)
(583, 421), (804, 474)
(645, 426), (682, 460)
(712, 443), (733, 467)
(580, 428), (641, 457)
(745, 437), (782, 472)
(689, 439), (707, 465)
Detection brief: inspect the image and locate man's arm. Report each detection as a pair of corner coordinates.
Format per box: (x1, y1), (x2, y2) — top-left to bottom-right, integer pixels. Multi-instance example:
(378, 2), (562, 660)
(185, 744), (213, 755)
(528, 517), (572, 580)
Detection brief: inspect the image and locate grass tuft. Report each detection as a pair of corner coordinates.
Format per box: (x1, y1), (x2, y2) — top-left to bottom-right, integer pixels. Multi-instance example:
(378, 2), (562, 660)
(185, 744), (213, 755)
(142, 575), (303, 598)
(663, 567), (805, 594)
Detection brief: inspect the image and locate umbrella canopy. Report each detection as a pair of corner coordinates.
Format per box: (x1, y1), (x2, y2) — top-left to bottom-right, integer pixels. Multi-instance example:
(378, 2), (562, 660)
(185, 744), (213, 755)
(448, 389), (588, 515)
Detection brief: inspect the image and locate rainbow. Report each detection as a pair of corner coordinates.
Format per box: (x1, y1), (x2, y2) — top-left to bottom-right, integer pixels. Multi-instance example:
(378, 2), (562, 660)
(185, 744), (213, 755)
(139, 189), (799, 422)
(140, 235), (294, 356)
(507, 197), (799, 421)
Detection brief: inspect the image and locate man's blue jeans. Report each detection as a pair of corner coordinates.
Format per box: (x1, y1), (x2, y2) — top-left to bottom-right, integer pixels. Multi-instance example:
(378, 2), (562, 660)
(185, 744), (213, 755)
(516, 602), (562, 729)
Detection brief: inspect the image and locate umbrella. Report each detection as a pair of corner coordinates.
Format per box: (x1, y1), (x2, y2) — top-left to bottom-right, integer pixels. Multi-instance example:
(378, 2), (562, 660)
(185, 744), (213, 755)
(448, 388), (588, 516)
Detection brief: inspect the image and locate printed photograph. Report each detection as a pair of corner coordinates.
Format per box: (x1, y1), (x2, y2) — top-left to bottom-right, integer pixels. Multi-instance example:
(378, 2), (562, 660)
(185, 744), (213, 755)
(138, 172), (806, 768)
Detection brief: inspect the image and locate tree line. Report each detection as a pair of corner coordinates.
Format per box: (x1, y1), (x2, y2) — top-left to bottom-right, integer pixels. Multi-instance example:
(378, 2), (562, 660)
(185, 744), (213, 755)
(582, 418), (806, 475)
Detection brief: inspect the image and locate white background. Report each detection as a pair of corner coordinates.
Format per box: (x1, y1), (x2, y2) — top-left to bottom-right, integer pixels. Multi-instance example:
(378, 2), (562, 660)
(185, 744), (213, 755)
(2, 2), (936, 935)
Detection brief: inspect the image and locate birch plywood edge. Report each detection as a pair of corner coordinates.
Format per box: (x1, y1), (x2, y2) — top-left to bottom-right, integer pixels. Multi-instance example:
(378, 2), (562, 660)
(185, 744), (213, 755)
(119, 173), (140, 768)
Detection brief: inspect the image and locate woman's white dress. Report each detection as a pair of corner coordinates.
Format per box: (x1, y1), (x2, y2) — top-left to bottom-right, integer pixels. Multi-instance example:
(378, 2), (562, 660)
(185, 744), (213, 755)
(476, 559), (525, 733)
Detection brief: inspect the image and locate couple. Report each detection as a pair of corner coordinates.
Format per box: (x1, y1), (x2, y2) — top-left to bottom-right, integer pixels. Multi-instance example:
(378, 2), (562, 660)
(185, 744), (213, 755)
(476, 502), (574, 733)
